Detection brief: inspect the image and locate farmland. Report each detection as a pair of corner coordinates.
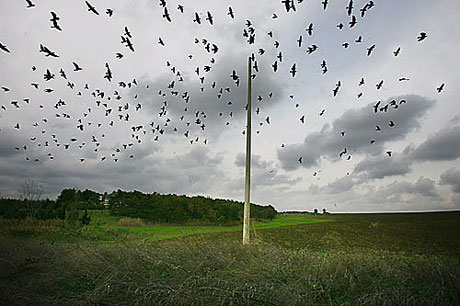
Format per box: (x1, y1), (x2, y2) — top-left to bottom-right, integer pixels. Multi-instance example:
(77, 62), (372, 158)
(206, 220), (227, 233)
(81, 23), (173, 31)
(1, 211), (459, 305)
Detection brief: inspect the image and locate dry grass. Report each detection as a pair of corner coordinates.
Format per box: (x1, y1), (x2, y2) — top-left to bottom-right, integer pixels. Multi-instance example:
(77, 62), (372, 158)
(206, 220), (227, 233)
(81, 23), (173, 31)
(1, 212), (459, 305)
(117, 217), (147, 227)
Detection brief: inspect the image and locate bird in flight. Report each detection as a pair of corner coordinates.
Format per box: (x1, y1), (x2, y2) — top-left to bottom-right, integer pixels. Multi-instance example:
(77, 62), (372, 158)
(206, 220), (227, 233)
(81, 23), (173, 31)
(346, 0), (353, 16)
(393, 46), (401, 56)
(417, 32), (428, 42)
(367, 44), (376, 56)
(104, 63), (112, 82)
(106, 8), (114, 17)
(306, 23), (313, 36)
(282, 0), (296, 12)
(436, 83), (445, 93)
(0, 42), (10, 53)
(290, 63), (297, 77)
(85, 1), (99, 15)
(177, 4), (184, 13)
(25, 0), (35, 8)
(163, 7), (171, 22)
(72, 62), (83, 71)
(307, 44), (318, 54)
(193, 12), (201, 24)
(322, 0), (328, 10)
(228, 6), (234, 19)
(349, 15), (357, 28)
(50, 12), (62, 31)
(39, 44), (59, 57)
(206, 11), (214, 25)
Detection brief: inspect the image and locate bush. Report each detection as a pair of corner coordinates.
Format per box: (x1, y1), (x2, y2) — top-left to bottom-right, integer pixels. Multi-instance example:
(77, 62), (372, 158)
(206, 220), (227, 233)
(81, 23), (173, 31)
(80, 209), (91, 225)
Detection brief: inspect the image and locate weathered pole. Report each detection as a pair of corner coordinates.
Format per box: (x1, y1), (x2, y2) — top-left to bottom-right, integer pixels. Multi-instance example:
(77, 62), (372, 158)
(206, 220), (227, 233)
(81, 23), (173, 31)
(243, 56), (252, 245)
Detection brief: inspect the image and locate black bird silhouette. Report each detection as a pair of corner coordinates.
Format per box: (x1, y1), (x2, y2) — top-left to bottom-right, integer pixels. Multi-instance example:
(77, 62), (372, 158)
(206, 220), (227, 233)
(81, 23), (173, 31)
(367, 44), (376, 56)
(297, 35), (303, 47)
(290, 63), (297, 77)
(375, 125), (381, 131)
(399, 77), (410, 81)
(59, 68), (67, 79)
(282, 0), (296, 12)
(355, 35), (362, 43)
(1, 86), (9, 91)
(349, 15), (357, 28)
(321, 60), (328, 74)
(85, 1), (99, 15)
(346, 0), (353, 15)
(43, 69), (55, 81)
(158, 37), (165, 46)
(307, 44), (318, 54)
(359, 77), (365, 86)
(389, 120), (395, 127)
(376, 80), (384, 90)
(306, 23), (313, 36)
(272, 13), (278, 19)
(342, 42), (349, 49)
(322, 0), (328, 10)
(436, 83), (445, 93)
(124, 26), (132, 38)
(72, 62), (83, 71)
(115, 52), (123, 59)
(0, 42), (10, 53)
(25, 0), (35, 8)
(206, 11), (213, 25)
(163, 7), (171, 22)
(193, 12), (201, 24)
(393, 46), (401, 56)
(272, 60), (278, 72)
(300, 115), (305, 123)
(104, 63), (112, 82)
(228, 6), (234, 19)
(177, 4), (184, 13)
(386, 151), (392, 157)
(123, 37), (135, 52)
(337, 23), (344, 30)
(417, 32), (427, 42)
(39, 44), (59, 57)
(298, 156), (303, 163)
(373, 100), (381, 113)
(50, 12), (62, 31)
(106, 8), (114, 17)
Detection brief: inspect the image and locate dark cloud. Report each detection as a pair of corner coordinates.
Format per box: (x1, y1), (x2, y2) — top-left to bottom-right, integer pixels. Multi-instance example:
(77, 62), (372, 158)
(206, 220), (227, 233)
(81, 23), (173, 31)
(440, 168), (460, 193)
(354, 153), (412, 179)
(233, 153), (301, 189)
(132, 51), (286, 139)
(308, 176), (358, 194)
(411, 124), (460, 161)
(278, 95), (435, 170)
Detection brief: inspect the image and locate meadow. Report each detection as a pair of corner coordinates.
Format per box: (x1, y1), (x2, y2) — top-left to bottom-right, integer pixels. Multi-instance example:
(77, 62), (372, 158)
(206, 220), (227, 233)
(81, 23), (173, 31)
(1, 211), (459, 305)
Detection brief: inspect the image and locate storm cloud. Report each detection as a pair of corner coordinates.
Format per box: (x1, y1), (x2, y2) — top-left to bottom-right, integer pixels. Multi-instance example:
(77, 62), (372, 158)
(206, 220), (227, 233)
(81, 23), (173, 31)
(278, 95), (435, 170)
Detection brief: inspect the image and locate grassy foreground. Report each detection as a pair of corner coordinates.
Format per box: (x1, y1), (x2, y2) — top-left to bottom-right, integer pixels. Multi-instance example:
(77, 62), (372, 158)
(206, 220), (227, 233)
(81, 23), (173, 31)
(1, 212), (459, 305)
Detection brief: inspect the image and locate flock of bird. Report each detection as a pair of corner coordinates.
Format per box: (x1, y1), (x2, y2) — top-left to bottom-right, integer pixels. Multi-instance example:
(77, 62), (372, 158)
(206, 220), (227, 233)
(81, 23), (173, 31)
(0, 0), (446, 178)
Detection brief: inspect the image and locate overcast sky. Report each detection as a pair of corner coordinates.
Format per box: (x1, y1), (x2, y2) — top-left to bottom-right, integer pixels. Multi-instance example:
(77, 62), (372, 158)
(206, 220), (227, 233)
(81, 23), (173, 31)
(1, 0), (459, 212)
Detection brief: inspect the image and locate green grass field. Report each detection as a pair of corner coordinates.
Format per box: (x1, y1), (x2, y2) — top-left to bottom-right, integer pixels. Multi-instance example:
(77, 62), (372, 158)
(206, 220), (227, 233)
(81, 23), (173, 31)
(1, 211), (459, 305)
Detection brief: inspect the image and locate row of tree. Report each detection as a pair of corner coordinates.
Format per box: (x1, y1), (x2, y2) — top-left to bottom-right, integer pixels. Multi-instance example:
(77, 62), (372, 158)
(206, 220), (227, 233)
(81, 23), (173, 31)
(108, 190), (277, 224)
(0, 182), (277, 224)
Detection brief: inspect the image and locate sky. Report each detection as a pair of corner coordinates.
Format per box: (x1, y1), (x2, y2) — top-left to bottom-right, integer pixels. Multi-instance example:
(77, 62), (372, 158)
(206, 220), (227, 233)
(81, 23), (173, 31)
(1, 0), (459, 212)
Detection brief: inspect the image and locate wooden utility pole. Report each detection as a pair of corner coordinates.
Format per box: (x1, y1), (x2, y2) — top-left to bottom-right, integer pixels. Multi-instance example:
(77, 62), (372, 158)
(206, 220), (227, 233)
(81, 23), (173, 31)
(243, 56), (252, 245)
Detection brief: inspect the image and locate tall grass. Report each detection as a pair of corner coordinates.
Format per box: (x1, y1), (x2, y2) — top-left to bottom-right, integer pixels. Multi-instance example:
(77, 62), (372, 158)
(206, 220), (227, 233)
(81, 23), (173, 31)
(1, 212), (459, 305)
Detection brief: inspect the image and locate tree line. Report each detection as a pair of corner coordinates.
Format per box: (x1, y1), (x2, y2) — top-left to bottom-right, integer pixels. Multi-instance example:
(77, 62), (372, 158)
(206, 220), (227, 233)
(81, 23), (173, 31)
(108, 189), (277, 224)
(0, 182), (277, 224)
